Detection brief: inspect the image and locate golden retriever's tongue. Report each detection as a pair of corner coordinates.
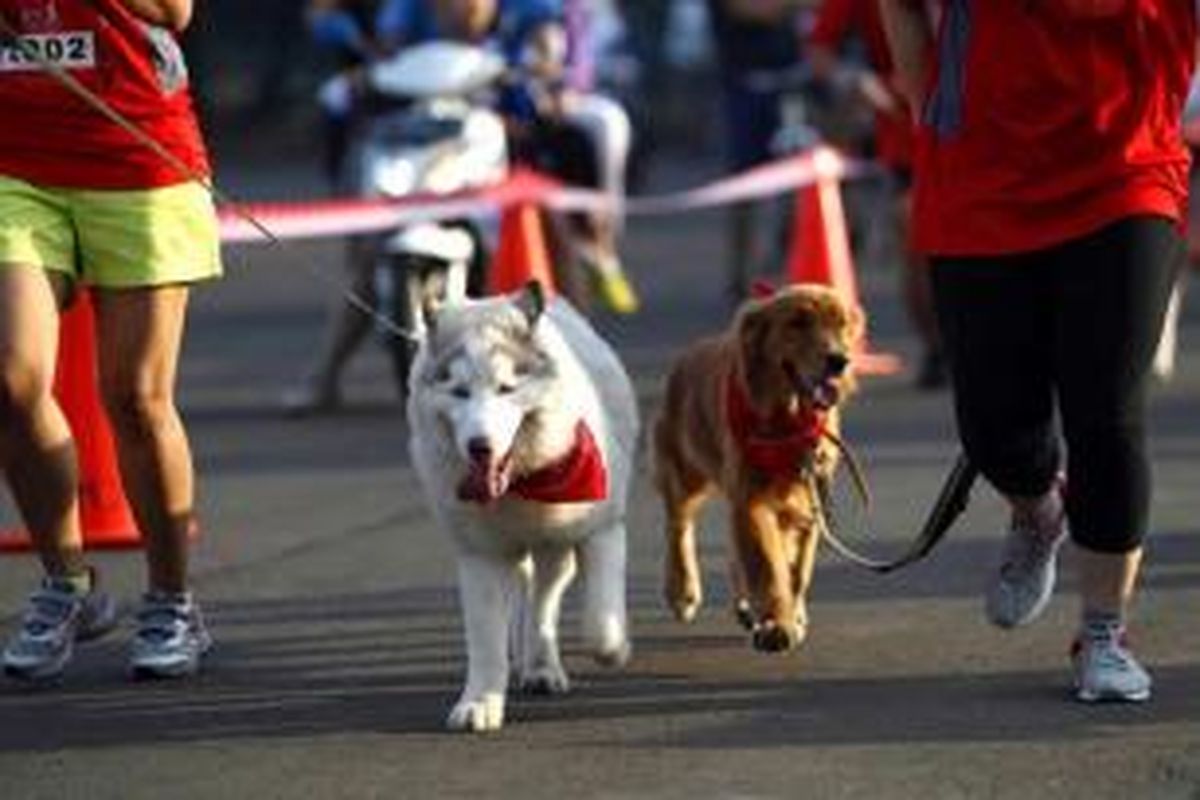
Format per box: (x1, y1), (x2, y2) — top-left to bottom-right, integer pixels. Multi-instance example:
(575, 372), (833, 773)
(457, 455), (511, 503)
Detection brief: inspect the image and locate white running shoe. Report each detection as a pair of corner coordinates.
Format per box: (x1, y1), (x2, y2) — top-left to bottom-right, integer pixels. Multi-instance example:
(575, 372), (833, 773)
(985, 484), (1067, 629)
(1072, 630), (1152, 703)
(128, 592), (213, 680)
(3, 570), (119, 682)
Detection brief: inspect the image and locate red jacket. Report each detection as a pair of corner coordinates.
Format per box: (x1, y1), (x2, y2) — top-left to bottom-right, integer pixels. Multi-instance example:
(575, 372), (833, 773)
(810, 0), (914, 170)
(0, 0), (208, 189)
(911, 0), (1195, 256)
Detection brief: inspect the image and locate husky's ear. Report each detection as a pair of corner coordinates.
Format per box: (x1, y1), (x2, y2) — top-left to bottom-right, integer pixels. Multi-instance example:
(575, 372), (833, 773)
(513, 280), (546, 328)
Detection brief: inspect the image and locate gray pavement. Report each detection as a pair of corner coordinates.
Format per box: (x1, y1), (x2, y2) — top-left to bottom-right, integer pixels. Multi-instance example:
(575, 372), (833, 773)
(1, 156), (1199, 800)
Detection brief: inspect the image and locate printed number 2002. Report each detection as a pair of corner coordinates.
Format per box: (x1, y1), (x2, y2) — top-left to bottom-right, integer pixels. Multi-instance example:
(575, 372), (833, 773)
(0, 32), (96, 72)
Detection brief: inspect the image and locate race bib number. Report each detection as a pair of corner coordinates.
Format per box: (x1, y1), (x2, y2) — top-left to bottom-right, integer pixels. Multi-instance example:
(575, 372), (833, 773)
(0, 32), (96, 73)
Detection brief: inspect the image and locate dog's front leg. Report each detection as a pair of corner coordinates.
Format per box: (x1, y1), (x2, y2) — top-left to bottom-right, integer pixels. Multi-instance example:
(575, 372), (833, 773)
(578, 523), (631, 667)
(509, 555), (535, 684)
(728, 558), (755, 631)
(448, 553), (517, 733)
(732, 498), (799, 653)
(789, 516), (820, 645)
(517, 546), (577, 695)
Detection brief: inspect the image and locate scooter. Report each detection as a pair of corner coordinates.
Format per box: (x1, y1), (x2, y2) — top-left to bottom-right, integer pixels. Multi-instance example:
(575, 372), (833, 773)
(332, 41), (511, 395)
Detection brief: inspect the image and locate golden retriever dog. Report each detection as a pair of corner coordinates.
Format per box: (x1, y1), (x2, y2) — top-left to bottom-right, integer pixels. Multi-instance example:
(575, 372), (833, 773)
(653, 283), (862, 652)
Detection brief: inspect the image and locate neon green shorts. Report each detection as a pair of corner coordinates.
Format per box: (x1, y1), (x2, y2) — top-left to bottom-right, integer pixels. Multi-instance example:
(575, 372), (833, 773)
(0, 174), (223, 288)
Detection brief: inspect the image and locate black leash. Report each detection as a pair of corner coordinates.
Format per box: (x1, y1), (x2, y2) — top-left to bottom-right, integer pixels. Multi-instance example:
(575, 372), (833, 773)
(813, 450), (979, 574)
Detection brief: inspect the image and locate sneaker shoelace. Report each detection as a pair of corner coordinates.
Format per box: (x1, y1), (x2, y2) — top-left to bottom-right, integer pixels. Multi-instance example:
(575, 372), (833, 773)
(999, 521), (1060, 579)
(1091, 643), (1139, 675)
(21, 590), (76, 638)
(1073, 631), (1137, 673)
(135, 603), (188, 645)
(1001, 478), (1067, 573)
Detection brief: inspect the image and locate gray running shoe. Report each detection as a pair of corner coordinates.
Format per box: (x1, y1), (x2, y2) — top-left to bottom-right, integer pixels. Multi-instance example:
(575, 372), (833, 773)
(128, 592), (212, 680)
(985, 490), (1067, 629)
(3, 571), (119, 681)
(1072, 631), (1152, 703)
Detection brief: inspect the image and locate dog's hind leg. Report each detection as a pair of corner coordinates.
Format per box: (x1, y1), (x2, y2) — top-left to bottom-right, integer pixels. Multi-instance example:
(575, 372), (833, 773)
(654, 417), (711, 623)
(660, 475), (711, 624)
(578, 523), (631, 667)
(516, 547), (577, 695)
(447, 554), (520, 733)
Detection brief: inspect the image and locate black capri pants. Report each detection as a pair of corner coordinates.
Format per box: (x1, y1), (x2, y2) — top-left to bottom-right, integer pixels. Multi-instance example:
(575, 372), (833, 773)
(931, 215), (1183, 554)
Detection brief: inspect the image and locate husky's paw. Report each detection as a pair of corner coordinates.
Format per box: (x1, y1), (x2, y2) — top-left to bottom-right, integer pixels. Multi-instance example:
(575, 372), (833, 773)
(593, 638), (631, 669)
(446, 692), (506, 733)
(518, 664), (571, 696)
(584, 617), (631, 668)
(752, 619), (802, 654)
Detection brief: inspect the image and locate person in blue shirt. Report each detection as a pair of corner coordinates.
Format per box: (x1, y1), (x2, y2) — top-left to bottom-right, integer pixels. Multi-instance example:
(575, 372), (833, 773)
(377, 0), (555, 49)
(308, 0), (382, 183)
(281, 0), (385, 417)
(376, 0), (638, 313)
(376, 0), (559, 71)
(284, 0), (637, 416)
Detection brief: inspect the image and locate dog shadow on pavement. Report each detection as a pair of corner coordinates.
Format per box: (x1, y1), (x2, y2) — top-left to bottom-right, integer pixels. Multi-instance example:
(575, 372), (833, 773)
(0, 530), (1196, 755)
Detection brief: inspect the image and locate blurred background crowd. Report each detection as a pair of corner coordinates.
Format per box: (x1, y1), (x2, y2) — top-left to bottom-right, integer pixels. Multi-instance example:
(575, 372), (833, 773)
(186, 1), (881, 194)
(184, 0), (958, 412)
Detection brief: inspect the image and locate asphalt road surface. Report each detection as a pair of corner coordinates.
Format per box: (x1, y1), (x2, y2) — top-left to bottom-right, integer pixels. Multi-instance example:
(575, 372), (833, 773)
(2, 156), (1198, 800)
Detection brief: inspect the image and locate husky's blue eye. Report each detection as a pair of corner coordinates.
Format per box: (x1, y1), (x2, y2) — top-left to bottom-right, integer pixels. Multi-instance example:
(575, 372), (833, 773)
(451, 385), (471, 399)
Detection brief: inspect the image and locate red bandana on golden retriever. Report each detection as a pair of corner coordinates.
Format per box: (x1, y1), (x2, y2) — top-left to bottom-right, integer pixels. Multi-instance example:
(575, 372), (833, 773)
(653, 283), (862, 652)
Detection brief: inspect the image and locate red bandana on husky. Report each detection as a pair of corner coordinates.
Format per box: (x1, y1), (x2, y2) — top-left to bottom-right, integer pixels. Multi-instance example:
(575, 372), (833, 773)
(510, 422), (608, 503)
(725, 375), (826, 476)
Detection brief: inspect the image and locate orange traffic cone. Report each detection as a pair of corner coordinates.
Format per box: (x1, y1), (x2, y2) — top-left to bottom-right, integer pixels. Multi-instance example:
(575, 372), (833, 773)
(785, 147), (902, 376)
(0, 292), (141, 553)
(487, 201), (558, 297)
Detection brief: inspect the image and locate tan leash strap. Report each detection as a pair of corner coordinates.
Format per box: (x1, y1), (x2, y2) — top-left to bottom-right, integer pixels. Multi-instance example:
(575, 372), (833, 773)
(819, 427), (872, 509)
(0, 10), (223, 204)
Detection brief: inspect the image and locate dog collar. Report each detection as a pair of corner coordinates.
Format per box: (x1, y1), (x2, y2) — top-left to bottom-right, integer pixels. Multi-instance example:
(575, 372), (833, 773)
(509, 421), (609, 504)
(725, 374), (827, 476)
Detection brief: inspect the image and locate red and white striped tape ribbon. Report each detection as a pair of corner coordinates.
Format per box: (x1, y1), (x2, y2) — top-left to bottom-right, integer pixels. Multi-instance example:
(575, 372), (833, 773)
(218, 147), (875, 245)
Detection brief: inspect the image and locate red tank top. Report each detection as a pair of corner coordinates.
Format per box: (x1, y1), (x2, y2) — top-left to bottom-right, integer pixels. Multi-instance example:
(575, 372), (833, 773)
(0, 0), (208, 189)
(911, 0), (1195, 256)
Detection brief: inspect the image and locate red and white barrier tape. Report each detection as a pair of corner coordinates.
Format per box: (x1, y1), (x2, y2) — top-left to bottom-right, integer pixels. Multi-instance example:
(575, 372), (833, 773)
(218, 147), (874, 245)
(626, 147), (872, 215)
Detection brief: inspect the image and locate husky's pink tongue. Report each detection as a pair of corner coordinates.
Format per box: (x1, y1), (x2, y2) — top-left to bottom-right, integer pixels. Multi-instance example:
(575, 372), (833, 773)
(457, 455), (512, 504)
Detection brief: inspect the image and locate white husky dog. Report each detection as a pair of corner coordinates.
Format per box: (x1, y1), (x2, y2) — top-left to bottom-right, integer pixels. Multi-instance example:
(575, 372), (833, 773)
(407, 281), (639, 733)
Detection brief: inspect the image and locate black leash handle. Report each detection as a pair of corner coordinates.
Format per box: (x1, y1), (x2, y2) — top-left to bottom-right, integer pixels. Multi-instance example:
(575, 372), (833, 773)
(815, 451), (979, 574)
